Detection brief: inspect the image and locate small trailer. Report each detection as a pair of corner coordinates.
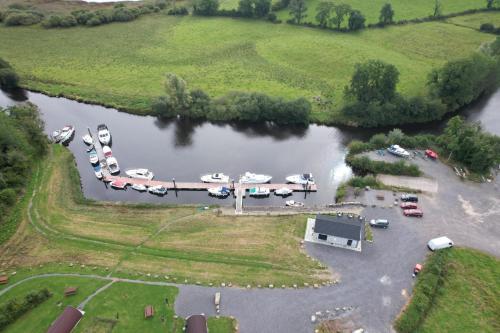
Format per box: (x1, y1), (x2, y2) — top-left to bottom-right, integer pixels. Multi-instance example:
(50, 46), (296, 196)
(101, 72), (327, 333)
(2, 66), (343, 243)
(214, 292), (221, 313)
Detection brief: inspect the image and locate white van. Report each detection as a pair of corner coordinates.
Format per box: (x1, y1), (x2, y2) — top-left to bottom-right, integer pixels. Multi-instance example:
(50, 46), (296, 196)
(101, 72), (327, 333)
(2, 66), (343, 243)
(427, 236), (454, 251)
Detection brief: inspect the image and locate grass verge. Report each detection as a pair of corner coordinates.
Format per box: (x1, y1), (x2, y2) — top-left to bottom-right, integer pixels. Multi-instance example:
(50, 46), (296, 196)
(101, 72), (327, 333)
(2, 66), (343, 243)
(395, 248), (500, 333)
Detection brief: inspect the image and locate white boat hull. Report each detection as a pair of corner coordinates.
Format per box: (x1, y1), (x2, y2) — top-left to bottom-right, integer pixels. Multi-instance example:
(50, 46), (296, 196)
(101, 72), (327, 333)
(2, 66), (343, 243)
(240, 172), (272, 184)
(286, 174), (314, 185)
(126, 169), (154, 180)
(201, 174), (230, 183)
(132, 184), (147, 192)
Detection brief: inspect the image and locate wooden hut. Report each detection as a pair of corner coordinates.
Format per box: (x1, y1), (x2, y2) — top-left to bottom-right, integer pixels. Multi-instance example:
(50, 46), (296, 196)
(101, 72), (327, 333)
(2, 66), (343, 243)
(64, 287), (78, 296)
(0, 275), (8, 285)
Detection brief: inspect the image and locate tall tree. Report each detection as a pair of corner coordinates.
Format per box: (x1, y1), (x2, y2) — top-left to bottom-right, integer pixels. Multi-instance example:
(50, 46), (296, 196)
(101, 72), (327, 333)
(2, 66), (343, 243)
(348, 9), (365, 31)
(433, 0), (442, 17)
(330, 3), (351, 29)
(163, 73), (192, 112)
(254, 0), (271, 17)
(289, 0), (307, 24)
(344, 59), (400, 103)
(315, 1), (333, 28)
(238, 0), (254, 17)
(379, 3), (394, 25)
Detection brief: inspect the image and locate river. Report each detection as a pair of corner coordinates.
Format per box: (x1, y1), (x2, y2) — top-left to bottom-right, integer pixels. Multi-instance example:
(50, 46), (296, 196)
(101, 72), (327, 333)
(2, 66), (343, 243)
(0, 89), (498, 206)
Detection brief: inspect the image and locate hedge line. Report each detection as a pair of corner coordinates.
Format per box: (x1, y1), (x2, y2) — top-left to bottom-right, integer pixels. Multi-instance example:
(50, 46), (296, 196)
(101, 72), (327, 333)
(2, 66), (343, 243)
(0, 289), (52, 330)
(346, 155), (422, 177)
(395, 250), (451, 333)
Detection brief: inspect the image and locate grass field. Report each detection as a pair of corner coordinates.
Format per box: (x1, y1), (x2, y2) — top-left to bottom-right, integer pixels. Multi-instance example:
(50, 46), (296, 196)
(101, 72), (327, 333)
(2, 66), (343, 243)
(0, 13), (493, 122)
(398, 248), (500, 333)
(0, 276), (236, 333)
(447, 11), (500, 28)
(0, 145), (327, 287)
(276, 0), (486, 25)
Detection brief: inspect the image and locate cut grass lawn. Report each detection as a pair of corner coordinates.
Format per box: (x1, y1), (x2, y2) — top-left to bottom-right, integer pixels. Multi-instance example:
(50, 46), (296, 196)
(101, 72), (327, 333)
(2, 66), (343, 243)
(276, 0), (486, 25)
(0, 276), (236, 333)
(447, 10), (500, 29)
(0, 13), (493, 122)
(397, 248), (500, 333)
(0, 145), (326, 286)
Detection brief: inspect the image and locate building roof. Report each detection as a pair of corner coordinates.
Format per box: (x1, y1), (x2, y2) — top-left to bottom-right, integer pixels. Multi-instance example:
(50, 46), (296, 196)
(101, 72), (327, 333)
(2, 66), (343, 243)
(314, 214), (364, 241)
(47, 306), (84, 333)
(186, 314), (208, 333)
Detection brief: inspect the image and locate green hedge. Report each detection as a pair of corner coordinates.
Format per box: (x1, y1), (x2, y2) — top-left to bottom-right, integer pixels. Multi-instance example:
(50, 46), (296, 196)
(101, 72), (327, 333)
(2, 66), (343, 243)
(395, 250), (451, 333)
(0, 289), (52, 330)
(346, 155), (421, 177)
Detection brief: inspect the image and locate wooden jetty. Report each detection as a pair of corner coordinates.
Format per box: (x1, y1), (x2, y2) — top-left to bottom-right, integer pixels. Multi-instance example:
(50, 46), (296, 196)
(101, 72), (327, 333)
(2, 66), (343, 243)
(103, 175), (317, 192)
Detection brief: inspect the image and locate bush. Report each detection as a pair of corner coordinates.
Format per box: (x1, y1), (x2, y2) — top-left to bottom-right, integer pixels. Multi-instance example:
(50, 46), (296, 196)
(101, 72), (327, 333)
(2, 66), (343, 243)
(0, 68), (20, 90)
(0, 289), (52, 330)
(267, 12), (277, 22)
(0, 189), (17, 206)
(4, 11), (43, 26)
(348, 175), (380, 188)
(193, 0), (220, 16)
(112, 7), (138, 22)
(167, 7), (189, 15)
(480, 22), (495, 32)
(346, 155), (421, 176)
(156, 0), (168, 10)
(86, 16), (102, 27)
(43, 15), (77, 28)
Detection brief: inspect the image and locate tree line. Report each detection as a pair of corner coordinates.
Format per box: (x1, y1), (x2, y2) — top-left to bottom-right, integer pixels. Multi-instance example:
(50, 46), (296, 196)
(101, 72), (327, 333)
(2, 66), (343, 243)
(0, 289), (52, 330)
(341, 36), (500, 127)
(0, 101), (48, 244)
(152, 73), (311, 125)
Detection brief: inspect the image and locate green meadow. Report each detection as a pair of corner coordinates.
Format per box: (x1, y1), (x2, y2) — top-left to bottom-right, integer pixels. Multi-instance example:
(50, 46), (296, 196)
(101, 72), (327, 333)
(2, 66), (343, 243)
(0, 276), (236, 333)
(0, 12), (494, 121)
(276, 0), (486, 25)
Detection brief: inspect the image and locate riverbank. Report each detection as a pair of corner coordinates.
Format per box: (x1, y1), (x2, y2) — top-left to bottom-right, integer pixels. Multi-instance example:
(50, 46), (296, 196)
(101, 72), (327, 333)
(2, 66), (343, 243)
(0, 12), (495, 125)
(0, 145), (329, 287)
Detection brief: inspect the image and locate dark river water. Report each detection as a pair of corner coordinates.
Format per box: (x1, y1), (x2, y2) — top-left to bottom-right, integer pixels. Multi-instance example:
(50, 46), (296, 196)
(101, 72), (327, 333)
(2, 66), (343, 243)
(1, 89), (498, 206)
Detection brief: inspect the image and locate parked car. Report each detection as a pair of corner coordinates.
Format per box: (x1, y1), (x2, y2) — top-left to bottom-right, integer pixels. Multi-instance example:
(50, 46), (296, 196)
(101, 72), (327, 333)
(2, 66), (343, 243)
(425, 149), (438, 159)
(427, 236), (454, 251)
(401, 194), (418, 202)
(403, 209), (423, 217)
(369, 219), (389, 228)
(400, 202), (418, 209)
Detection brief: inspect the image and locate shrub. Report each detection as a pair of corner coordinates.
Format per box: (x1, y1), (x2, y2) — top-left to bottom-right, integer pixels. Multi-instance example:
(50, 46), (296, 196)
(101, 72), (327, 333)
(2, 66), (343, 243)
(4, 11), (43, 26)
(0, 188), (16, 206)
(156, 0), (168, 10)
(168, 7), (189, 15)
(193, 0), (220, 16)
(480, 22), (495, 32)
(267, 12), (277, 22)
(0, 68), (20, 90)
(112, 7), (137, 22)
(0, 289), (52, 330)
(86, 16), (102, 27)
(348, 175), (380, 188)
(43, 15), (77, 28)
(346, 155), (421, 176)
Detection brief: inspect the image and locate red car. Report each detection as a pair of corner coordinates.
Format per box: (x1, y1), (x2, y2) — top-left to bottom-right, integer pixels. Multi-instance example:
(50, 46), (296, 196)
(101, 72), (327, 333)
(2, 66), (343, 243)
(403, 209), (423, 217)
(401, 202), (418, 209)
(425, 149), (438, 159)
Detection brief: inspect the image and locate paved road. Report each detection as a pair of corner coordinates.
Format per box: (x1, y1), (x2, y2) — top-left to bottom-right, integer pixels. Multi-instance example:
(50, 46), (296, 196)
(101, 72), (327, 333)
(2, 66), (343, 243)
(3, 156), (499, 333)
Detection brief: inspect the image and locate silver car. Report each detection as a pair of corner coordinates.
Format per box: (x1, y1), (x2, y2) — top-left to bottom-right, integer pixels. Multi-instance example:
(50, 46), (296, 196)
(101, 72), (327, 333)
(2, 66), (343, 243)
(369, 219), (389, 228)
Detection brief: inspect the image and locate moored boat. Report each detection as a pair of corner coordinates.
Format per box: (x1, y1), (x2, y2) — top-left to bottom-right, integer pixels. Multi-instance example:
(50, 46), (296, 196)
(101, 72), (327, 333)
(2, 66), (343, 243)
(59, 125), (75, 144)
(286, 173), (314, 185)
(106, 157), (120, 174)
(110, 179), (127, 190)
(82, 134), (93, 145)
(93, 164), (103, 179)
(285, 200), (304, 207)
(131, 184), (147, 192)
(208, 186), (231, 197)
(249, 187), (270, 197)
(240, 172), (272, 184)
(201, 173), (230, 183)
(387, 145), (410, 158)
(97, 124), (111, 145)
(149, 185), (167, 196)
(275, 187), (292, 196)
(102, 145), (112, 158)
(125, 168), (154, 180)
(89, 149), (99, 164)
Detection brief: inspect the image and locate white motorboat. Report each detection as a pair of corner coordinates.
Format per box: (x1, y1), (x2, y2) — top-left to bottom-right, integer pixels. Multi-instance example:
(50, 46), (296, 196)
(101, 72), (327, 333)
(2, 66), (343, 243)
(125, 169), (154, 180)
(240, 172), (272, 184)
(89, 149), (99, 165)
(285, 200), (304, 207)
(110, 179), (127, 190)
(82, 134), (93, 145)
(51, 129), (63, 142)
(58, 125), (75, 144)
(131, 184), (147, 192)
(97, 124), (111, 145)
(106, 157), (120, 174)
(387, 145), (410, 158)
(201, 173), (230, 183)
(249, 187), (270, 197)
(208, 186), (231, 197)
(275, 187), (292, 196)
(93, 164), (103, 179)
(102, 145), (112, 158)
(286, 173), (315, 185)
(149, 185), (167, 196)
